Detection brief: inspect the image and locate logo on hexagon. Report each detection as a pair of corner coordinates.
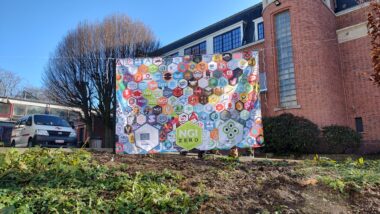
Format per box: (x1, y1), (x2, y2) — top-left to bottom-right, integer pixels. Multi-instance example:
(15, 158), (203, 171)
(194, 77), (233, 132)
(173, 87), (183, 97)
(183, 87), (193, 97)
(208, 61), (218, 71)
(198, 78), (209, 88)
(153, 57), (163, 66)
(188, 78), (198, 88)
(152, 105), (162, 115)
(173, 71), (184, 80)
(176, 122), (202, 150)
(136, 114), (147, 125)
(168, 96), (178, 105)
(157, 114), (168, 124)
(188, 95), (199, 106)
(217, 61), (228, 72)
(163, 87), (173, 98)
(193, 71), (203, 79)
(208, 78), (218, 88)
(148, 81), (158, 90)
(135, 124), (159, 152)
(208, 94), (220, 105)
(136, 97), (148, 107)
(218, 119), (244, 148)
(179, 113), (189, 124)
(152, 89), (163, 98)
(168, 81), (178, 90)
(178, 79), (188, 88)
(163, 72), (172, 81)
(235, 101), (244, 112)
(177, 62), (188, 72)
(162, 104), (174, 115)
(168, 63), (178, 73)
(174, 105), (184, 115)
(157, 97), (168, 106)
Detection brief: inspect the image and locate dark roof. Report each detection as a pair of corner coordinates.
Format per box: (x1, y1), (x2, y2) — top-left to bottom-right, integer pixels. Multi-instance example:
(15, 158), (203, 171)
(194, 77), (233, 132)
(153, 3), (263, 56)
(335, 0), (359, 12)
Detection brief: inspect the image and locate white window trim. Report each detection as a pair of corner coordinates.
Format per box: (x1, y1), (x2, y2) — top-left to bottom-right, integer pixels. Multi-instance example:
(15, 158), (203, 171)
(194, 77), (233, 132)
(163, 21), (244, 57)
(322, 0), (332, 9)
(252, 17), (264, 42)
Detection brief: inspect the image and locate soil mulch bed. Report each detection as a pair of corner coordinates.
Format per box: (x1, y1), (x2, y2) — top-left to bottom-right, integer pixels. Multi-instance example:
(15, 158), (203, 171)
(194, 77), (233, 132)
(93, 152), (380, 214)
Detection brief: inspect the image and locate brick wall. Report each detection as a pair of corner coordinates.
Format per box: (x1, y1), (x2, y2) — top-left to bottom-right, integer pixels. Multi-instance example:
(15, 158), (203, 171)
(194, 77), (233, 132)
(262, 0), (348, 127)
(336, 5), (369, 29)
(338, 36), (380, 142)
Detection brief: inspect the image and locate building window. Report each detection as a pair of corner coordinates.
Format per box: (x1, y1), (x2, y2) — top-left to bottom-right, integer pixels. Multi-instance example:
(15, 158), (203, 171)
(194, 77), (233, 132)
(50, 108), (68, 119)
(0, 103), (11, 116)
(355, 117), (364, 133)
(257, 22), (264, 40)
(26, 106), (46, 115)
(184, 41), (206, 55)
(213, 27), (241, 53)
(275, 11), (297, 107)
(13, 104), (26, 116)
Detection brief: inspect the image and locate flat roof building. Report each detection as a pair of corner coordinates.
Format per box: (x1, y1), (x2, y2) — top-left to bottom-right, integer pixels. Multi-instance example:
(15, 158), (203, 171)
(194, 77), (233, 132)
(155, 0), (380, 153)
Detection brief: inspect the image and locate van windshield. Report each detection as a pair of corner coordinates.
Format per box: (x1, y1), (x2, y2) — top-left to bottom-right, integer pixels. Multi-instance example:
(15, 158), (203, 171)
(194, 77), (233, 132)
(34, 115), (70, 127)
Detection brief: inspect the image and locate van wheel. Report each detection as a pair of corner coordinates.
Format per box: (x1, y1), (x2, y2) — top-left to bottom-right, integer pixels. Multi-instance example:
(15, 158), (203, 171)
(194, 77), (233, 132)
(28, 138), (34, 148)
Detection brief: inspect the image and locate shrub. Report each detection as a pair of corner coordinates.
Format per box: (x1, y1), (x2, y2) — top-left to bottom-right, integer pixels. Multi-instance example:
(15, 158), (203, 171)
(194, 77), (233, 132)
(321, 125), (362, 153)
(262, 113), (320, 155)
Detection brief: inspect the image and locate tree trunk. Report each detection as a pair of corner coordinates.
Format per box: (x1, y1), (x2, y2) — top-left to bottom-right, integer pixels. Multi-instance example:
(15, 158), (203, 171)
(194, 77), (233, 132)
(103, 126), (114, 148)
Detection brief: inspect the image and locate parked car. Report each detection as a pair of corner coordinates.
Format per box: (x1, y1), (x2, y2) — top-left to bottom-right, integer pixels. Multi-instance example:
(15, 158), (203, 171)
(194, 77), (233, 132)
(10, 114), (77, 148)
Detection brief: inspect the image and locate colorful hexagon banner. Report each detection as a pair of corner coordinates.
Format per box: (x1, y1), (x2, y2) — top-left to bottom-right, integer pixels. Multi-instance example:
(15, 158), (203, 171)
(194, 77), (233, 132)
(116, 51), (264, 154)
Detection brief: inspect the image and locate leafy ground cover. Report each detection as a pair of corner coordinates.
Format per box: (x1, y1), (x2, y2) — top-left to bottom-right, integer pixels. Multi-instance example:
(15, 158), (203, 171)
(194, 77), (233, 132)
(0, 149), (379, 213)
(0, 149), (205, 213)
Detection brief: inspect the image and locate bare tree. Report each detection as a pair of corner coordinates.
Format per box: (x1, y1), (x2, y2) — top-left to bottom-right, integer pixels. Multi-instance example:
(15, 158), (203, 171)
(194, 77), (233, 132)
(0, 69), (22, 97)
(16, 86), (50, 101)
(43, 28), (96, 139)
(43, 14), (159, 148)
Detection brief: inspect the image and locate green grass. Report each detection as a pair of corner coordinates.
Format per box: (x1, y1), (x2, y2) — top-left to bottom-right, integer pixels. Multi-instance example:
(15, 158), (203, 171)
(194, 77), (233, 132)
(297, 155), (380, 193)
(0, 149), (206, 213)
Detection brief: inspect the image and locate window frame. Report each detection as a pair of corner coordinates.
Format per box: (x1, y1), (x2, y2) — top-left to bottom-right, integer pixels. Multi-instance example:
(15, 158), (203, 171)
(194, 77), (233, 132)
(12, 104), (27, 117)
(213, 27), (242, 53)
(184, 41), (207, 56)
(355, 117), (364, 133)
(274, 10), (298, 108)
(257, 22), (264, 41)
(169, 52), (179, 58)
(0, 103), (11, 117)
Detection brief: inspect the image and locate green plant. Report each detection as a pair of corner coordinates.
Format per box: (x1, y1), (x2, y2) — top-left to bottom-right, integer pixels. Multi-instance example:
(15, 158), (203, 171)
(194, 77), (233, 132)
(0, 148), (205, 213)
(298, 157), (380, 193)
(321, 125), (362, 153)
(319, 176), (346, 193)
(262, 113), (320, 154)
(216, 156), (240, 170)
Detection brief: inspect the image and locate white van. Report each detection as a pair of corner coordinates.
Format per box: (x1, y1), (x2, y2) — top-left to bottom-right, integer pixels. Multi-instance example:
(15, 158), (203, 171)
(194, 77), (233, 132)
(10, 114), (77, 148)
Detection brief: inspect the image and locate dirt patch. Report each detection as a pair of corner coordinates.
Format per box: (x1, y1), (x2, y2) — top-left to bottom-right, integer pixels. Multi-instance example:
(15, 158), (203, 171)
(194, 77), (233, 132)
(93, 152), (380, 213)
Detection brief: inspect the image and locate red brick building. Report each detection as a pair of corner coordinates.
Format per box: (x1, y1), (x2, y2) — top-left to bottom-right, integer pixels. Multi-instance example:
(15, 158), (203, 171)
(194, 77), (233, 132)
(155, 0), (380, 153)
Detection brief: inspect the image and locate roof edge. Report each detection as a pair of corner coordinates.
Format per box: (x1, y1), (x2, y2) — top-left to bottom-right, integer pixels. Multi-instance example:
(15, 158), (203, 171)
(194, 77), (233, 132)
(156, 2), (263, 53)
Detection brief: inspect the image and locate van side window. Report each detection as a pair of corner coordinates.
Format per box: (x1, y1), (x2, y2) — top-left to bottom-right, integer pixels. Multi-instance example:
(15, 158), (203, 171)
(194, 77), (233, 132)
(15, 120), (21, 128)
(26, 116), (32, 126)
(20, 118), (26, 126)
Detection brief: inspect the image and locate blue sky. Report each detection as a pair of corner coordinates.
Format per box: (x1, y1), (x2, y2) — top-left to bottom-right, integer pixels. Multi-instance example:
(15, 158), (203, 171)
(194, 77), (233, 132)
(0, 0), (260, 87)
